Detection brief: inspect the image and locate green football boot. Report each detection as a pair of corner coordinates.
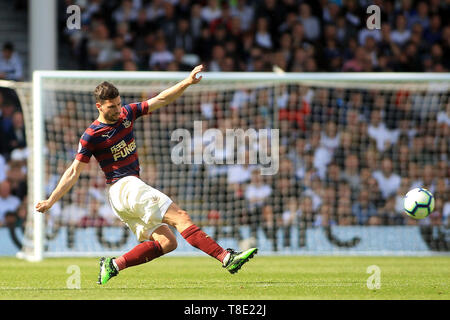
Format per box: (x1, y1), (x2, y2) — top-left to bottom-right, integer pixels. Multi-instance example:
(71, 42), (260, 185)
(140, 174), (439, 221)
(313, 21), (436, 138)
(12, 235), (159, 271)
(223, 248), (258, 274)
(97, 257), (119, 285)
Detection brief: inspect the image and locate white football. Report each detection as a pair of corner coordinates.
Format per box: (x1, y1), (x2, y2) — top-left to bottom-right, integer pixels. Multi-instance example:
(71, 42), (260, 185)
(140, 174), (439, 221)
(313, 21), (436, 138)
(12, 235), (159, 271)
(403, 187), (435, 219)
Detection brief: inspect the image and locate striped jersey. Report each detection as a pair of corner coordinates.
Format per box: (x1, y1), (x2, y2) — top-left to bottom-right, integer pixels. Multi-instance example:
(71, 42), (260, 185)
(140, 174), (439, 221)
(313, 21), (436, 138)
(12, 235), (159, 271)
(76, 101), (150, 184)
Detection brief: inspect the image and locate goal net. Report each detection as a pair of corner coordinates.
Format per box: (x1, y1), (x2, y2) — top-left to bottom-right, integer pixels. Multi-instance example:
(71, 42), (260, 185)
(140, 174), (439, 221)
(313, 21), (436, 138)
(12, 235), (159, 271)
(11, 72), (450, 260)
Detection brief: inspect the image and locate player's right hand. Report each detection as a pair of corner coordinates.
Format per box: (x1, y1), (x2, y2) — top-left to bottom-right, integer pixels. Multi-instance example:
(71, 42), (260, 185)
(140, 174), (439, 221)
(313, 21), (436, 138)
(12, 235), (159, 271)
(35, 200), (53, 213)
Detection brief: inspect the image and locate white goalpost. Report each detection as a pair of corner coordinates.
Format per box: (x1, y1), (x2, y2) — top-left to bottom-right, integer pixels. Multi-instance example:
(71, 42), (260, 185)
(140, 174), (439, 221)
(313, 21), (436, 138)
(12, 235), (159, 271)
(9, 71), (450, 261)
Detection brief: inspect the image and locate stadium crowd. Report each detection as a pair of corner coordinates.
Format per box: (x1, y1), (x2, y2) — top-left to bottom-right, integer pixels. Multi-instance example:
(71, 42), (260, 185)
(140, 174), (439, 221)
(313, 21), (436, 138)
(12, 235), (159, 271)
(0, 0), (449, 251)
(57, 0), (450, 73)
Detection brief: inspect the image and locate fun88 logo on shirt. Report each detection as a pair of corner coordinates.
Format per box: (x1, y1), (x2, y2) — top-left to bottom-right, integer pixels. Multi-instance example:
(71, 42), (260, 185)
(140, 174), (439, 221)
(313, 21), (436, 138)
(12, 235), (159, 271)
(111, 140), (136, 161)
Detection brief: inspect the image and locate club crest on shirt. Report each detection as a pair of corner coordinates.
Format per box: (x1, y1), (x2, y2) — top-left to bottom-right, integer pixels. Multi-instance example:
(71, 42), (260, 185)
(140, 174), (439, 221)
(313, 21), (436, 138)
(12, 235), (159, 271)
(122, 120), (131, 128)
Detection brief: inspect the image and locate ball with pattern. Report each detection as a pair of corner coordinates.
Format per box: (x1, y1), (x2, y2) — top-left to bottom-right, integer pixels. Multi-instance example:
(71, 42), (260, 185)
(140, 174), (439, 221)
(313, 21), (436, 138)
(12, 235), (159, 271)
(403, 188), (435, 219)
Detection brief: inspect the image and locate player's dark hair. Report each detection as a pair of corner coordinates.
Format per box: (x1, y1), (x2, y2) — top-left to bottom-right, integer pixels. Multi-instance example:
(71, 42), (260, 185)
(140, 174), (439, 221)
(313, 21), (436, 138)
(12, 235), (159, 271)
(94, 81), (119, 103)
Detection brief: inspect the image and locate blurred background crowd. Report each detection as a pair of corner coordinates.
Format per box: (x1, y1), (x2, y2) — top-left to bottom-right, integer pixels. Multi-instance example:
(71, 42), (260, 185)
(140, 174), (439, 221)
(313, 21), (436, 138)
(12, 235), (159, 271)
(55, 0), (450, 73)
(0, 0), (449, 251)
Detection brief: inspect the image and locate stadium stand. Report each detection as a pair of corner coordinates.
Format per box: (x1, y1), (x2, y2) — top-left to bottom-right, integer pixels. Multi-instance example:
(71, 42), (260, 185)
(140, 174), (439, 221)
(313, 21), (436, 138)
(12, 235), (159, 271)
(56, 0), (450, 73)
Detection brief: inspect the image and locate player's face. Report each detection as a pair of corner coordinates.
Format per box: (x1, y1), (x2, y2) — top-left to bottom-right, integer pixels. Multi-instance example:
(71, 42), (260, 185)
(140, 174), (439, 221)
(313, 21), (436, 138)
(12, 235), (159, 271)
(98, 96), (122, 123)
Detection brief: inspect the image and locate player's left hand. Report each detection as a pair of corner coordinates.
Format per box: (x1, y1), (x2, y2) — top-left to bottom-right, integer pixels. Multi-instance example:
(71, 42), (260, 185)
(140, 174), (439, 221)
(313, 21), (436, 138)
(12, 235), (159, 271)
(187, 64), (203, 85)
(35, 199), (53, 213)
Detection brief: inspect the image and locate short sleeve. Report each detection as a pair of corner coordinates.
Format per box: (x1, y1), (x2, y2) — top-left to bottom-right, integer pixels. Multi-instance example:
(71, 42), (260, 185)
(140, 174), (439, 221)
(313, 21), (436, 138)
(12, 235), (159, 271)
(124, 101), (149, 121)
(75, 133), (93, 163)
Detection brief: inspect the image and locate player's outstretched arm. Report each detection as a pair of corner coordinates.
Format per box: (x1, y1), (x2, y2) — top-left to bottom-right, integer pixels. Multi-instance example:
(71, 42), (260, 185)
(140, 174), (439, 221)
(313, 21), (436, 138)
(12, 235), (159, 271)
(35, 159), (87, 213)
(147, 64), (203, 113)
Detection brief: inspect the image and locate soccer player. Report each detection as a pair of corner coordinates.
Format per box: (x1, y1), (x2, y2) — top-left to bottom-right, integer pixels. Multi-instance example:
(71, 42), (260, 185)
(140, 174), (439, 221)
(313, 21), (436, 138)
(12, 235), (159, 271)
(35, 65), (257, 285)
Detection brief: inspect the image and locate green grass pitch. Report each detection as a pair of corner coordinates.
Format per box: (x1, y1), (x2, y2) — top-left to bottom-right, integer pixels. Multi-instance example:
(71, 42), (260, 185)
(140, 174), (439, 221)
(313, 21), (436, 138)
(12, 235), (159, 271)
(0, 256), (448, 300)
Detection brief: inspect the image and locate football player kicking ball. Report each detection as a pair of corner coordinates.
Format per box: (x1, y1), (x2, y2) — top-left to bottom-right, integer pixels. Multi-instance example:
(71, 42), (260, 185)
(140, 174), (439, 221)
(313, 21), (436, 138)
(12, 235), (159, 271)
(35, 65), (257, 285)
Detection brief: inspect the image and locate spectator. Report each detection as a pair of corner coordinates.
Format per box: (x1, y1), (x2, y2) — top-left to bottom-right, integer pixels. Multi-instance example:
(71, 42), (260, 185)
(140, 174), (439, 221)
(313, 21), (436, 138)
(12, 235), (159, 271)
(157, 2), (178, 42)
(367, 109), (396, 153)
(0, 180), (21, 226)
(79, 198), (109, 228)
(424, 14), (442, 45)
(278, 90), (311, 131)
(231, 0), (254, 32)
(341, 153), (361, 193)
(244, 168), (272, 217)
(310, 129), (333, 180)
(336, 197), (353, 225)
(0, 102), (17, 155)
(298, 3), (321, 41)
(208, 44), (226, 72)
(342, 46), (370, 72)
(87, 23), (113, 69)
(372, 157), (402, 200)
(343, 0), (363, 34)
(298, 195), (316, 228)
(254, 17), (273, 50)
(116, 21), (134, 46)
(390, 14), (411, 47)
(116, 46), (139, 71)
(227, 150), (256, 188)
(411, 163), (436, 192)
(189, 3), (204, 40)
(323, 162), (341, 189)
(113, 0), (138, 23)
(303, 174), (323, 212)
(146, 0), (165, 22)
(149, 37), (174, 70)
(320, 121), (340, 154)
(443, 199), (450, 227)
(0, 42), (23, 81)
(408, 1), (430, 30)
(173, 18), (195, 53)
(7, 151), (27, 200)
(352, 189), (377, 225)
(379, 196), (405, 225)
(59, 189), (88, 227)
(254, 0), (286, 39)
(201, 0), (222, 24)
(0, 154), (6, 183)
(436, 99), (450, 126)
(321, 184), (337, 213)
(394, 143), (411, 177)
(314, 202), (336, 227)
(96, 35), (126, 70)
(245, 168), (274, 249)
(322, 1), (340, 24)
(281, 197), (299, 248)
(130, 8), (154, 41)
(310, 87), (333, 124)
(334, 130), (354, 169)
